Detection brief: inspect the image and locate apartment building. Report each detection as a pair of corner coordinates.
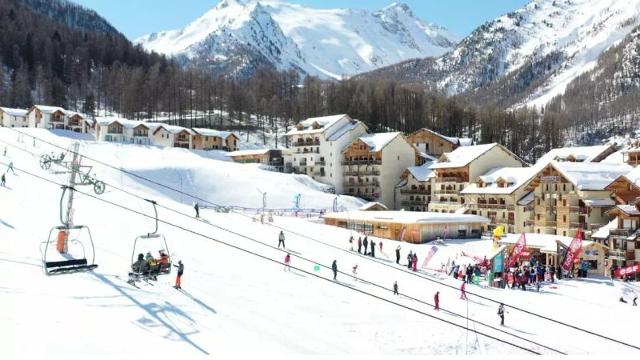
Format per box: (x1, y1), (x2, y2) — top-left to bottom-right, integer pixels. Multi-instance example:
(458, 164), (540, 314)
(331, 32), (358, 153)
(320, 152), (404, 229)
(342, 132), (415, 208)
(535, 144), (617, 165)
(428, 143), (526, 213)
(621, 140), (640, 167)
(406, 128), (472, 165)
(287, 114), (368, 194)
(152, 125), (195, 149)
(395, 162), (434, 212)
(461, 167), (538, 234)
(525, 161), (633, 238)
(0, 107), (28, 127)
(192, 128), (239, 151)
(27, 105), (66, 129)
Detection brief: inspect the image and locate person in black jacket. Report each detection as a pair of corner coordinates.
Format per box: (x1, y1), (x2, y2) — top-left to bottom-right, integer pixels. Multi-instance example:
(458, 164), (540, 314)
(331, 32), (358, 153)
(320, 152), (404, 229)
(498, 303), (505, 326)
(370, 241), (376, 258)
(393, 281), (398, 295)
(395, 246), (401, 264)
(194, 202), (200, 218)
(278, 231), (285, 249)
(331, 260), (338, 280)
(174, 260), (184, 289)
(363, 237), (369, 255)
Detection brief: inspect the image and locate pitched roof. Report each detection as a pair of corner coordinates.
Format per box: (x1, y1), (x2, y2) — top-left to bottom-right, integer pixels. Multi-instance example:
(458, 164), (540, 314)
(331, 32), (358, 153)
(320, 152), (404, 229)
(536, 145), (615, 165)
(192, 128), (238, 139)
(154, 124), (194, 135)
(95, 116), (122, 126)
(551, 161), (633, 190)
(430, 143), (500, 169)
(461, 167), (538, 195)
(410, 128), (472, 146)
(356, 132), (402, 152)
(226, 149), (270, 157)
(287, 114), (350, 135)
(406, 162), (435, 182)
(326, 120), (366, 141)
(0, 107), (28, 117)
(33, 105), (65, 114)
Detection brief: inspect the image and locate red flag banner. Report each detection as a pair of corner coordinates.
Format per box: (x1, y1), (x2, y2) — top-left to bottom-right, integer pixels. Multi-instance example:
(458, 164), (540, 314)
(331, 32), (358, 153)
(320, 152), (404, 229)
(561, 231), (584, 272)
(422, 246), (439, 269)
(506, 233), (527, 269)
(615, 264), (640, 277)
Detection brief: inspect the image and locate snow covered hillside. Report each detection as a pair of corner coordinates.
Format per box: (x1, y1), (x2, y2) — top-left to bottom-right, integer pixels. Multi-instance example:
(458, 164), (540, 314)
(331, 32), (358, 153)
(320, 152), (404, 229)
(135, 0), (458, 79)
(363, 0), (640, 108)
(1, 128), (640, 356)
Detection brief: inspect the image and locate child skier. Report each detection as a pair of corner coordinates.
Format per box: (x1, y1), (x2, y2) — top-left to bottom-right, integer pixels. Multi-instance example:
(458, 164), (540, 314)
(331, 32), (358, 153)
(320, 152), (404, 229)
(173, 260), (184, 289)
(284, 253), (291, 271)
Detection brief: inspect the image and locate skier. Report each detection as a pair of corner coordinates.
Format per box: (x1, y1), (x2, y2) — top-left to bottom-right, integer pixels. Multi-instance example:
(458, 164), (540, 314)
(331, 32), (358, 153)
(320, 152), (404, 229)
(370, 241), (376, 258)
(363, 237), (369, 255)
(634, 296), (638, 306)
(549, 265), (556, 283)
(407, 251), (413, 269)
(466, 265), (474, 284)
(498, 303), (505, 326)
(395, 245), (401, 264)
(278, 230), (285, 249)
(7, 161), (14, 174)
(194, 202), (200, 218)
(349, 235), (354, 251)
(331, 260), (338, 280)
(434, 291), (440, 311)
(173, 260), (184, 289)
(284, 253), (291, 271)
(412, 253), (418, 272)
(1, 173), (5, 187)
(460, 281), (467, 300)
(352, 264), (358, 277)
(393, 281), (399, 295)
(357, 237), (362, 254)
(620, 296), (627, 303)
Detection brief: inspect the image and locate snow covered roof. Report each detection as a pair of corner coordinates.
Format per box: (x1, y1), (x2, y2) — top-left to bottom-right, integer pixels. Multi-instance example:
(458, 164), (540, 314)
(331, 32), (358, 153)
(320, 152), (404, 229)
(226, 149), (270, 157)
(355, 132), (401, 152)
(95, 117), (122, 126)
(517, 191), (534, 206)
(61, 110), (85, 118)
(192, 128), (238, 139)
(410, 128), (472, 147)
(326, 120), (366, 141)
(592, 217), (618, 239)
(0, 107), (27, 117)
(358, 202), (388, 211)
(406, 163), (435, 182)
(551, 161), (633, 190)
(323, 210), (490, 225)
(430, 143), (500, 169)
(612, 205), (640, 217)
(536, 145), (615, 166)
(623, 167), (640, 188)
(32, 105), (65, 114)
(500, 233), (601, 254)
(287, 114), (350, 135)
(154, 124), (195, 135)
(461, 167), (537, 195)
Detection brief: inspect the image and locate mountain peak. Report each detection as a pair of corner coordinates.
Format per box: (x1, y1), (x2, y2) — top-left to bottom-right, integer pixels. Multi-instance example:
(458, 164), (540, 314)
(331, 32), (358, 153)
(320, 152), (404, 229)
(381, 2), (413, 15)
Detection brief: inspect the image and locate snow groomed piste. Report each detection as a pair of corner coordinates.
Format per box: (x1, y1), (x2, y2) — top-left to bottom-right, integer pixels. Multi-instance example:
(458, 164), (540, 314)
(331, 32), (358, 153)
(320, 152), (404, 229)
(1, 127), (639, 356)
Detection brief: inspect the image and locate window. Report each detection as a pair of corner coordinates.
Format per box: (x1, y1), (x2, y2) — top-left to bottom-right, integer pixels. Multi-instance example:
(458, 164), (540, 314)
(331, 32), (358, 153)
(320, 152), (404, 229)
(563, 215), (567, 222)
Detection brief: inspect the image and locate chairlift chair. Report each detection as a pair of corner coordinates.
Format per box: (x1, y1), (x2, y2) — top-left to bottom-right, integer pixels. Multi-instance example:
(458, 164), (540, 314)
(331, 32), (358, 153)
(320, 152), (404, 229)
(41, 187), (98, 275)
(128, 199), (171, 284)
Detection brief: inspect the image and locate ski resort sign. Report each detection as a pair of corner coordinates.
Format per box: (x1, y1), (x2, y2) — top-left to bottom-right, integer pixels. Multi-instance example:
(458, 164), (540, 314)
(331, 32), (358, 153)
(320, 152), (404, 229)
(615, 265), (640, 277)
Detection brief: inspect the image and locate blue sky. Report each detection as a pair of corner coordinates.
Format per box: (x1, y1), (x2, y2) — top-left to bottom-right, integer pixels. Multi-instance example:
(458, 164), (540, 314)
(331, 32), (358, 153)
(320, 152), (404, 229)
(71, 0), (530, 40)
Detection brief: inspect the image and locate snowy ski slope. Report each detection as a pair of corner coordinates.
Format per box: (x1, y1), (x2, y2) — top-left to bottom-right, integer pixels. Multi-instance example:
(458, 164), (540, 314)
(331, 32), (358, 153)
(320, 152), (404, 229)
(1, 128), (639, 356)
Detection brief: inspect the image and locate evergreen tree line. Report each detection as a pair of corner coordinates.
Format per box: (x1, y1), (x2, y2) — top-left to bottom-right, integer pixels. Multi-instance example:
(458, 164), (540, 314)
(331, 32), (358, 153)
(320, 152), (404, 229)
(0, 0), (566, 162)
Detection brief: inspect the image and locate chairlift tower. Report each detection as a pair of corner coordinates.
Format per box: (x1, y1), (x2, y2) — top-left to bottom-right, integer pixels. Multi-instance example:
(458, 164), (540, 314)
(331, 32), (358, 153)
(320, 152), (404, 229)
(64, 142), (82, 227)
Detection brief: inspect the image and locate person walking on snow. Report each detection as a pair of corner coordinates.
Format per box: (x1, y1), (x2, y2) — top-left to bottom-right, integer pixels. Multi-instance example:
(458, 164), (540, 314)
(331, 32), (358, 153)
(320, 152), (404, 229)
(407, 251), (413, 269)
(284, 253), (291, 271)
(498, 303), (505, 326)
(7, 161), (15, 174)
(460, 282), (467, 300)
(194, 202), (200, 218)
(434, 291), (440, 310)
(357, 237), (362, 254)
(1, 173), (5, 187)
(349, 235), (354, 251)
(370, 241), (376, 258)
(634, 296), (638, 306)
(395, 245), (401, 264)
(379, 241), (383, 254)
(352, 264), (358, 276)
(363, 237), (369, 255)
(173, 260), (184, 289)
(412, 253), (418, 272)
(393, 281), (399, 295)
(331, 260), (338, 280)
(278, 230), (285, 249)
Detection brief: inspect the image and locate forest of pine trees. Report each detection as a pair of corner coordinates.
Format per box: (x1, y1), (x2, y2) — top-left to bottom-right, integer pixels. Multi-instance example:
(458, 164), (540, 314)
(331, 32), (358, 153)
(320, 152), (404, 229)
(0, 0), (604, 162)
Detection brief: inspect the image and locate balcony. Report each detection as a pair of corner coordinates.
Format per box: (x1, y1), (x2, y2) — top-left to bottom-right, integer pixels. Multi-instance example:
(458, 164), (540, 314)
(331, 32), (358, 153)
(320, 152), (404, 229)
(343, 181), (380, 188)
(293, 140), (320, 147)
(611, 229), (634, 237)
(400, 188), (430, 195)
(345, 170), (381, 176)
(342, 159), (382, 166)
(402, 200), (428, 206)
(525, 219), (535, 226)
(433, 189), (459, 195)
(473, 203), (513, 210)
(438, 177), (464, 183)
(608, 249), (626, 260)
(535, 220), (557, 227)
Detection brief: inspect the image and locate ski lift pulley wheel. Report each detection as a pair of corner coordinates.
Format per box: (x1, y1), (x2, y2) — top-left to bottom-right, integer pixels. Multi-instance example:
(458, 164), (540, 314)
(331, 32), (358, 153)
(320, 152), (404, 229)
(41, 225), (98, 276)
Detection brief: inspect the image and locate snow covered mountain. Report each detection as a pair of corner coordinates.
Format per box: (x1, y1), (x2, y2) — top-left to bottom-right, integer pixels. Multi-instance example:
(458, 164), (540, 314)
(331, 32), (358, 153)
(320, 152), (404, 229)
(363, 0), (640, 108)
(135, 0), (459, 79)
